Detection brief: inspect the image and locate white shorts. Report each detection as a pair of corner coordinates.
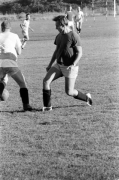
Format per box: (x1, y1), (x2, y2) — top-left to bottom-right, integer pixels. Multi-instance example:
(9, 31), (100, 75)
(76, 20), (83, 28)
(0, 59), (18, 68)
(0, 59), (19, 80)
(53, 63), (79, 79)
(67, 20), (75, 30)
(22, 30), (29, 40)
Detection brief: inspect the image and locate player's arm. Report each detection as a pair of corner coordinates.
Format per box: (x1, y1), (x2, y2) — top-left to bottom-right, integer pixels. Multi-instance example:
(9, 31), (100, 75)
(67, 45), (82, 70)
(74, 15), (77, 23)
(82, 12), (84, 22)
(46, 47), (57, 71)
(72, 45), (82, 66)
(15, 35), (22, 55)
(16, 45), (21, 55)
(20, 24), (23, 29)
(20, 21), (24, 30)
(29, 26), (34, 32)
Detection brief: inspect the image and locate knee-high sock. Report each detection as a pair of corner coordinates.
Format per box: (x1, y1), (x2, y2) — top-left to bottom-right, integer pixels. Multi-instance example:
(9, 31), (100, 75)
(74, 90), (87, 102)
(0, 82), (5, 95)
(78, 28), (81, 33)
(20, 88), (29, 105)
(43, 89), (51, 107)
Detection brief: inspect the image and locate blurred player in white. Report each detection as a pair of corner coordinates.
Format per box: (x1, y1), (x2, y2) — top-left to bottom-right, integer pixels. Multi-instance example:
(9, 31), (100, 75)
(65, 5), (75, 30)
(74, 6), (84, 34)
(20, 13), (34, 49)
(0, 19), (32, 111)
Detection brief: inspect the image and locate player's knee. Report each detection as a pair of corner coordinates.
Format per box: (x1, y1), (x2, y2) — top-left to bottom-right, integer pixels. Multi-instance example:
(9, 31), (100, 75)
(43, 78), (50, 89)
(16, 81), (27, 89)
(2, 75), (8, 85)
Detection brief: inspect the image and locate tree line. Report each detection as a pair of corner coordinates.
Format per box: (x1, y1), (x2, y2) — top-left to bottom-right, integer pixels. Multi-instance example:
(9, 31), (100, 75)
(0, 0), (118, 14)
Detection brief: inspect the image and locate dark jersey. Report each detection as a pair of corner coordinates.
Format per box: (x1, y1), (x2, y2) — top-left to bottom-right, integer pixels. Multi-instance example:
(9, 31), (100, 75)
(66, 11), (74, 21)
(54, 31), (81, 66)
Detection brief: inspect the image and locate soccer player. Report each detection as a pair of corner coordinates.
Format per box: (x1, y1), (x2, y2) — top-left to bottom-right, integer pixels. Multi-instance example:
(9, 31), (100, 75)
(20, 13), (34, 49)
(65, 5), (75, 30)
(74, 6), (84, 34)
(0, 19), (32, 111)
(42, 15), (92, 111)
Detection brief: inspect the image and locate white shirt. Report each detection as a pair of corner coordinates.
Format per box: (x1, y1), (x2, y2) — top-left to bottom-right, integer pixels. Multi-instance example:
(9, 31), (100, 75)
(0, 32), (22, 60)
(75, 11), (84, 22)
(22, 19), (30, 33)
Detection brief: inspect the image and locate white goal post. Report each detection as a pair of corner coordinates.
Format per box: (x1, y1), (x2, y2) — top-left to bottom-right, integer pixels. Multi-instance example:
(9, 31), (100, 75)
(83, 0), (117, 19)
(114, 0), (116, 17)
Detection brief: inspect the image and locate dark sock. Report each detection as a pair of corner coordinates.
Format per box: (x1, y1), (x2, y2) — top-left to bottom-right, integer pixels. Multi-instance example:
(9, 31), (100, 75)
(79, 28), (81, 33)
(0, 82), (5, 95)
(74, 90), (87, 102)
(20, 88), (29, 105)
(77, 28), (81, 33)
(43, 89), (51, 107)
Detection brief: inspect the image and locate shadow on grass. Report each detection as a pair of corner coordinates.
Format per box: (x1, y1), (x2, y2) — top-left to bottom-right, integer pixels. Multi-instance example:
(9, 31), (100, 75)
(0, 108), (41, 113)
(53, 104), (85, 109)
(0, 104), (85, 113)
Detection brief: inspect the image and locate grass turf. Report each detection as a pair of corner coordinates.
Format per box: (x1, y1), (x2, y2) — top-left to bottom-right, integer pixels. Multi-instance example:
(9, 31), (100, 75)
(0, 16), (119, 180)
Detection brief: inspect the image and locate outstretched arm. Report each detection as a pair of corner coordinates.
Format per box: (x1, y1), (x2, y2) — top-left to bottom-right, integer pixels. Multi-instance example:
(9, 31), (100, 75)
(29, 26), (34, 32)
(20, 21), (24, 30)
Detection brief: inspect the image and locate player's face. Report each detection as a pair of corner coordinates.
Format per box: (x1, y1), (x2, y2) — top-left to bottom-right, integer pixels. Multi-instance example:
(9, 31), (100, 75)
(26, 15), (30, 20)
(55, 21), (64, 33)
(78, 7), (80, 12)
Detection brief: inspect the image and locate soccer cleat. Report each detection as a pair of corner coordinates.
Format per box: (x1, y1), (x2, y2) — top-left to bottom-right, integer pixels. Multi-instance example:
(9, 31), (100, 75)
(86, 93), (92, 106)
(42, 106), (52, 112)
(23, 104), (32, 111)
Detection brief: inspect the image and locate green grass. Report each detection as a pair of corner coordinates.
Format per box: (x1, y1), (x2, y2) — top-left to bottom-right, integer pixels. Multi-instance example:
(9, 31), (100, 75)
(0, 16), (119, 180)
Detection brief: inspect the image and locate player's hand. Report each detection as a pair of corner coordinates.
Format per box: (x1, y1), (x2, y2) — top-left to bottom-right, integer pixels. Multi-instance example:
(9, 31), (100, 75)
(67, 65), (75, 70)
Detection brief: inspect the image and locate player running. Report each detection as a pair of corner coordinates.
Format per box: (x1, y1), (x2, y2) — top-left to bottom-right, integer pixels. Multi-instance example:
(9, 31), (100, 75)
(65, 5), (75, 30)
(0, 19), (32, 111)
(42, 15), (92, 111)
(20, 13), (34, 49)
(74, 6), (84, 34)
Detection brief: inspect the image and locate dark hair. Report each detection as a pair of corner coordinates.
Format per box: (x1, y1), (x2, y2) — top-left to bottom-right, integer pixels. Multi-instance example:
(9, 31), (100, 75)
(1, 19), (11, 32)
(53, 15), (68, 26)
(26, 13), (30, 17)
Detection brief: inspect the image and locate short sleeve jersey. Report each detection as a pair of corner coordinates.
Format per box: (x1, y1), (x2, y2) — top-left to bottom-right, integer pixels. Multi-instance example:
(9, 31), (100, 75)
(22, 19), (30, 33)
(0, 32), (22, 60)
(54, 31), (81, 66)
(66, 11), (74, 21)
(75, 11), (84, 22)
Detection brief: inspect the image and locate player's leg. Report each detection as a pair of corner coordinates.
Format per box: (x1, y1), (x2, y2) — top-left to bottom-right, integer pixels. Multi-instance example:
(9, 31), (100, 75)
(11, 68), (32, 111)
(21, 39), (27, 49)
(65, 77), (85, 99)
(68, 20), (75, 31)
(65, 77), (92, 106)
(79, 20), (83, 33)
(75, 21), (81, 34)
(77, 21), (81, 34)
(64, 66), (92, 106)
(43, 64), (62, 111)
(21, 34), (29, 49)
(79, 22), (81, 33)
(0, 68), (8, 96)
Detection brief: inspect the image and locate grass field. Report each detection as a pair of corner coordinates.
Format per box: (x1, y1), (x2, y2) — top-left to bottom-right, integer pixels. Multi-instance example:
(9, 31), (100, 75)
(0, 16), (119, 180)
